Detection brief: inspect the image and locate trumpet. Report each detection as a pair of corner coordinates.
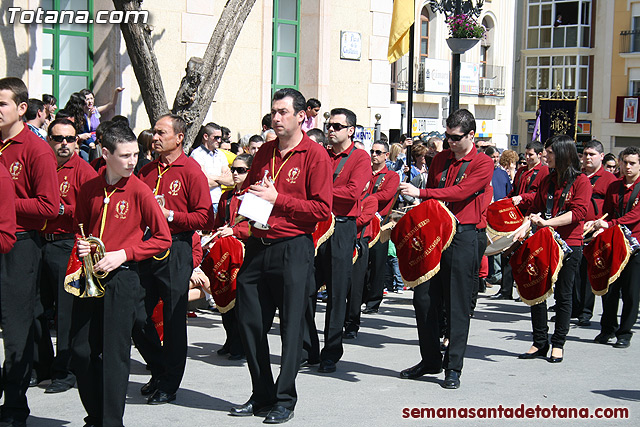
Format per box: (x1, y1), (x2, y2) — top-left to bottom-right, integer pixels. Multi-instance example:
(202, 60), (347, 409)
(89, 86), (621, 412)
(78, 223), (106, 298)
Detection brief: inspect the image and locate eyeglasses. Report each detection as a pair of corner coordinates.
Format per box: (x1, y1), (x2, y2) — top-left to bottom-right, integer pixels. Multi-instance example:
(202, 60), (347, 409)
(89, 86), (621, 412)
(211, 135), (222, 141)
(50, 135), (77, 143)
(444, 132), (469, 142)
(327, 122), (350, 131)
(230, 166), (248, 174)
(370, 149), (387, 156)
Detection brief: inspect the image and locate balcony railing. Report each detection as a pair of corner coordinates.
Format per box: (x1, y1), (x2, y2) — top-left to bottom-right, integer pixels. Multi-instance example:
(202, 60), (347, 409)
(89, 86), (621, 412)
(479, 65), (506, 97)
(620, 29), (640, 53)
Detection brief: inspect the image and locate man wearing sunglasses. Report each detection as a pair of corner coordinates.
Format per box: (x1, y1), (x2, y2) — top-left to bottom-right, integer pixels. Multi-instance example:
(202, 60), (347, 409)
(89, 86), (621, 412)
(38, 118), (98, 394)
(310, 108), (371, 375)
(399, 109), (493, 389)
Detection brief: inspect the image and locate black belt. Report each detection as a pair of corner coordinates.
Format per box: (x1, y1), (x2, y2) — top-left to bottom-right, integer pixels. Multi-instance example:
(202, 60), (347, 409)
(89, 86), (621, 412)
(104, 261), (138, 279)
(476, 227), (486, 232)
(42, 232), (75, 242)
(16, 230), (38, 241)
(172, 231), (194, 242)
(335, 216), (356, 223)
(457, 224), (477, 232)
(252, 235), (304, 246)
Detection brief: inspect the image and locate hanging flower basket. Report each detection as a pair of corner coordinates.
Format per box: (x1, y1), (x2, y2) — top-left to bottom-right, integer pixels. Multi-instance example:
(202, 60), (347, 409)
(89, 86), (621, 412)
(446, 37), (480, 54)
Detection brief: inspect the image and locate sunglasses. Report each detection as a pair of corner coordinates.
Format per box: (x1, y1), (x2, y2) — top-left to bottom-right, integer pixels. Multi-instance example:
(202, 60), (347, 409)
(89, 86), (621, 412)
(230, 166), (248, 174)
(327, 122), (350, 131)
(370, 149), (387, 156)
(444, 132), (469, 142)
(50, 135), (77, 143)
(211, 135), (222, 141)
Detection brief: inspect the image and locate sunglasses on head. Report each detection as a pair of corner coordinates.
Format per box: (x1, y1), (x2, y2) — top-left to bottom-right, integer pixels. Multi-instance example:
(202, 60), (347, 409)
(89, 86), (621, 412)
(444, 132), (469, 142)
(230, 166), (248, 174)
(50, 135), (77, 143)
(327, 122), (350, 131)
(370, 149), (387, 156)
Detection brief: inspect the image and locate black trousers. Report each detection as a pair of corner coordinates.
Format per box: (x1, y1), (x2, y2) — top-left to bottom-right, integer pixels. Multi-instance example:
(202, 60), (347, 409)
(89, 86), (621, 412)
(0, 233), (41, 422)
(38, 238), (76, 383)
(221, 307), (244, 356)
(530, 246), (582, 349)
(344, 237), (370, 333)
(70, 267), (143, 427)
(364, 240), (390, 311)
(412, 227), (477, 373)
(301, 268), (320, 364)
(498, 253), (515, 298)
(600, 253), (640, 340)
(132, 237), (193, 395)
(470, 229), (488, 312)
(236, 235), (313, 410)
(314, 219), (356, 363)
(572, 254), (595, 321)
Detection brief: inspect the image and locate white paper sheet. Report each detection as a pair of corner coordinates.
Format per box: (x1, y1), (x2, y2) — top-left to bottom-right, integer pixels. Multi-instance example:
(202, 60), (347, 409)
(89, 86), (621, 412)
(238, 192), (274, 225)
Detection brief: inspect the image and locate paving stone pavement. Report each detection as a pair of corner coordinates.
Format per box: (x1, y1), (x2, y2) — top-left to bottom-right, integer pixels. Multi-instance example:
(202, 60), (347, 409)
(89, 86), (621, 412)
(8, 289), (640, 426)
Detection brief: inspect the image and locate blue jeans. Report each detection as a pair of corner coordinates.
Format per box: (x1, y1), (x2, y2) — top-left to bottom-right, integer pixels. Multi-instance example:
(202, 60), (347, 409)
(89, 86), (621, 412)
(384, 256), (403, 291)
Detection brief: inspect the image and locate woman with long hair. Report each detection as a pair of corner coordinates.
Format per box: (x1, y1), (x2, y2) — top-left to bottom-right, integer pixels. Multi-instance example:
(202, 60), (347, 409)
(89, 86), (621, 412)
(513, 135), (591, 363)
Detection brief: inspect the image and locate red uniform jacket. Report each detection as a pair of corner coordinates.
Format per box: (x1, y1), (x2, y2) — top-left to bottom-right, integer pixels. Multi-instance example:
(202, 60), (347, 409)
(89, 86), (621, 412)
(328, 142), (372, 217)
(584, 167), (617, 221)
(0, 166), (16, 253)
(367, 165), (400, 217)
(510, 163), (549, 208)
(602, 176), (640, 240)
(214, 190), (250, 242)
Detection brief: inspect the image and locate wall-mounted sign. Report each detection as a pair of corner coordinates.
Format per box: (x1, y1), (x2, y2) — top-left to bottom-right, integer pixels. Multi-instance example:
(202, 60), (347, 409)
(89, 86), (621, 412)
(460, 62), (479, 95)
(412, 118), (444, 137)
(422, 58), (450, 93)
(340, 31), (361, 60)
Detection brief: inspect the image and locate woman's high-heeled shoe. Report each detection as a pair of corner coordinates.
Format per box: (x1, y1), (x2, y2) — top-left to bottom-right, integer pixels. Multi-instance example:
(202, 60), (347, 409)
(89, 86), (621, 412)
(518, 343), (550, 359)
(548, 347), (564, 363)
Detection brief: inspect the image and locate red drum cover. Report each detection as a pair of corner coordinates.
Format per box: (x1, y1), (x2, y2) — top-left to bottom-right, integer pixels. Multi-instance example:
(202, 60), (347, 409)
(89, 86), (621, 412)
(510, 227), (563, 306)
(313, 214), (335, 256)
(390, 199), (456, 288)
(352, 247), (358, 264)
(486, 198), (524, 236)
(200, 236), (244, 313)
(368, 215), (381, 248)
(63, 240), (83, 297)
(151, 300), (164, 342)
(583, 225), (633, 296)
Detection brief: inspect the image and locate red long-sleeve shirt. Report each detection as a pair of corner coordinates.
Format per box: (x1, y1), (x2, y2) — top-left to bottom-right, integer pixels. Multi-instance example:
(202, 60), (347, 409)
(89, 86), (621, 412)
(584, 166), (617, 221)
(138, 152), (213, 234)
(43, 153), (98, 234)
(602, 176), (640, 240)
(75, 171), (171, 261)
(241, 133), (332, 239)
(0, 166), (16, 253)
(328, 143), (371, 217)
(419, 149), (494, 225)
(510, 163), (549, 209)
(214, 190), (250, 242)
(526, 171), (591, 246)
(0, 123), (59, 232)
(368, 165), (400, 216)
(356, 194), (379, 240)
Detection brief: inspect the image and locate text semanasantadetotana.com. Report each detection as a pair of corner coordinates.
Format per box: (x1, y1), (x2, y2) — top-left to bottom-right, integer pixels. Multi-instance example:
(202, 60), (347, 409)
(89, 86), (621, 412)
(402, 404), (629, 419)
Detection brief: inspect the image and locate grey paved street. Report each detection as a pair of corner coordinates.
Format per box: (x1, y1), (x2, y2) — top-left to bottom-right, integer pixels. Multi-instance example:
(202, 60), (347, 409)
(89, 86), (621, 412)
(12, 288), (640, 426)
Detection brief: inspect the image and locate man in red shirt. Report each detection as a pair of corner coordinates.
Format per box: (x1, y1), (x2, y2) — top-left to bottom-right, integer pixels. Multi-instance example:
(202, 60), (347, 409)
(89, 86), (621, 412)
(37, 119), (98, 394)
(71, 123), (171, 427)
(229, 89), (332, 424)
(134, 114), (212, 404)
(399, 109), (493, 389)
(0, 166), (16, 254)
(590, 146), (640, 348)
(0, 77), (59, 427)
(492, 141), (549, 300)
(573, 140), (616, 326)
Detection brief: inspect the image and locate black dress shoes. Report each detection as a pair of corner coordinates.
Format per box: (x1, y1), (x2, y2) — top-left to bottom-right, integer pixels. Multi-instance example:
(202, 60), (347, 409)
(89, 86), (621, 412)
(577, 319), (591, 327)
(217, 346), (230, 356)
(140, 378), (159, 396)
(147, 389), (176, 405)
(228, 353), (246, 361)
(263, 405), (294, 424)
(518, 343), (549, 359)
(343, 331), (357, 339)
(361, 307), (378, 314)
(229, 400), (272, 417)
(399, 362), (442, 379)
(490, 294), (511, 300)
(443, 370), (461, 389)
(593, 332), (615, 344)
(44, 379), (74, 394)
(547, 348), (564, 363)
(614, 337), (631, 348)
(318, 359), (336, 373)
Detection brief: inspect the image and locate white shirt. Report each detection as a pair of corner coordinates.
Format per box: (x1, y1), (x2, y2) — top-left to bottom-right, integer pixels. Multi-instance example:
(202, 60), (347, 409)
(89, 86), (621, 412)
(190, 145), (227, 204)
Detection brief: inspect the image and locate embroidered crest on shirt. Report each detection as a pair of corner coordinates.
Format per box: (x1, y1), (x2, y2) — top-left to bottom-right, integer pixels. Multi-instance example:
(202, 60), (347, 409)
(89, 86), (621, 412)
(286, 167), (300, 184)
(114, 200), (130, 220)
(9, 161), (22, 180)
(60, 178), (70, 197)
(168, 179), (181, 196)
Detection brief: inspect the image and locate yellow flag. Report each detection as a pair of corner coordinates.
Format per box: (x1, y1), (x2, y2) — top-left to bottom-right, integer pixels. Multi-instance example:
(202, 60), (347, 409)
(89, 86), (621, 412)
(388, 0), (415, 63)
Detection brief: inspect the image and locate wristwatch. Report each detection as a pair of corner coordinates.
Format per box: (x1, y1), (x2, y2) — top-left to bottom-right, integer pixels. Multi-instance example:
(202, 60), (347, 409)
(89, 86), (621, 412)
(167, 210), (175, 222)
(59, 203), (65, 216)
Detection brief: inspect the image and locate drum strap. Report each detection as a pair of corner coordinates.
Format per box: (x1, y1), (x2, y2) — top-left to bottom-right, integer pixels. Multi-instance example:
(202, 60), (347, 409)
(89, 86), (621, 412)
(372, 173), (386, 194)
(526, 169), (540, 193)
(359, 193), (371, 239)
(590, 175), (602, 216)
(618, 181), (640, 216)
(437, 157), (483, 201)
(333, 146), (357, 182)
(223, 191), (233, 224)
(545, 175), (578, 220)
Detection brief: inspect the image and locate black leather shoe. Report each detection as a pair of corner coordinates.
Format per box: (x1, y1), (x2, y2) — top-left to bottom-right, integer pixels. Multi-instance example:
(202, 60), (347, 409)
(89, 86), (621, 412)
(0, 418), (27, 427)
(229, 400), (273, 417)
(28, 370), (39, 388)
(490, 294), (511, 300)
(518, 343), (549, 359)
(614, 338), (631, 348)
(577, 319), (591, 327)
(263, 405), (294, 424)
(399, 362), (442, 379)
(140, 378), (158, 396)
(318, 359), (336, 373)
(217, 347), (230, 356)
(547, 348), (564, 363)
(299, 358), (320, 368)
(361, 308), (378, 314)
(594, 332), (615, 344)
(228, 354), (246, 361)
(343, 331), (357, 339)
(44, 379), (74, 394)
(147, 389), (176, 405)
(443, 370), (461, 389)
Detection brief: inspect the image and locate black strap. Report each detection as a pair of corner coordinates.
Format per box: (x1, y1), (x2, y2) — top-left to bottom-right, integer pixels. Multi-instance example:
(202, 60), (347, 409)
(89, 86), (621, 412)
(333, 146), (357, 182)
(437, 157), (483, 203)
(618, 181), (640, 217)
(223, 191), (233, 224)
(525, 169), (540, 193)
(544, 175), (578, 220)
(372, 173), (386, 194)
(359, 193), (370, 239)
(589, 174), (602, 216)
